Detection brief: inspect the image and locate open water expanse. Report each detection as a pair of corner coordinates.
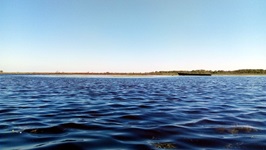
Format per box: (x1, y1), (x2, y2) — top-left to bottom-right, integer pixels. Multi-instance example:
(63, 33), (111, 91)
(0, 75), (266, 150)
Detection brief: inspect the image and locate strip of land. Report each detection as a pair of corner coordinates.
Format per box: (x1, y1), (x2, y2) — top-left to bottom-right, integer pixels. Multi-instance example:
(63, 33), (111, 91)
(0, 69), (266, 76)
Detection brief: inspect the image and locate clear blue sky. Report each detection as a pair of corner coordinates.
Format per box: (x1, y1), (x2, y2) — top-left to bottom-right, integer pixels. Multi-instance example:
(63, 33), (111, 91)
(1, 0), (265, 72)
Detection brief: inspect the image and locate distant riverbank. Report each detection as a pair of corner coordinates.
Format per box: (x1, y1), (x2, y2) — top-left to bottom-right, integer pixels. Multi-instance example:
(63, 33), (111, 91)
(1, 69), (266, 76)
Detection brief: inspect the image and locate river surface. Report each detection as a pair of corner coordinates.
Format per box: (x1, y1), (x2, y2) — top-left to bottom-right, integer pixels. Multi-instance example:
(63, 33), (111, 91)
(0, 75), (266, 150)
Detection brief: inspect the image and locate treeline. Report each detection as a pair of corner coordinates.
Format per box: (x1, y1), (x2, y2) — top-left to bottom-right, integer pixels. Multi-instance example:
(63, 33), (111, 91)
(212, 69), (266, 75)
(147, 70), (209, 75)
(1, 69), (266, 75)
(154, 69), (266, 75)
(148, 69), (266, 75)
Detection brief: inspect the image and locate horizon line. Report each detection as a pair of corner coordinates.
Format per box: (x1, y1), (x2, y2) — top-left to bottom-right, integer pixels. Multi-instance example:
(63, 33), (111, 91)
(1, 69), (266, 74)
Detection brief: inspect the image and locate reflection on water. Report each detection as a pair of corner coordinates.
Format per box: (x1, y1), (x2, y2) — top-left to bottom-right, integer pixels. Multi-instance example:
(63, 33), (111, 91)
(0, 75), (266, 149)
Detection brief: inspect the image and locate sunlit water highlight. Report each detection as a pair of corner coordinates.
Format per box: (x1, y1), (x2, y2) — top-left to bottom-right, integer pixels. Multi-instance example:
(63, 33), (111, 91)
(0, 75), (266, 149)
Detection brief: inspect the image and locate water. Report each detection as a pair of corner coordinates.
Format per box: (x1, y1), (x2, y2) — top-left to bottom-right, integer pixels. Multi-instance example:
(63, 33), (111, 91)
(0, 75), (266, 150)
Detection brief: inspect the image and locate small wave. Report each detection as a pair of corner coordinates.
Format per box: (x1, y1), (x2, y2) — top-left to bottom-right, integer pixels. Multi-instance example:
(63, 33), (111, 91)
(24, 126), (65, 134)
(119, 115), (143, 120)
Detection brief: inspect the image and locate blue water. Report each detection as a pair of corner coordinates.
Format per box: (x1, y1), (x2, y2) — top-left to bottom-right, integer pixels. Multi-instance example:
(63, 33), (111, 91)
(0, 75), (266, 150)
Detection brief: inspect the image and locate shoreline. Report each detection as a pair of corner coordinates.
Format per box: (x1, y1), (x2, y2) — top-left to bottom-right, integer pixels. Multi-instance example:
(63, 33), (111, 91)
(1, 72), (266, 76)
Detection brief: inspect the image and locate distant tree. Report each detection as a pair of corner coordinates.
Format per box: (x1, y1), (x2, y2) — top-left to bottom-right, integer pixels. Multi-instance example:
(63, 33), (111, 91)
(211, 69), (266, 75)
(0, 70), (3, 73)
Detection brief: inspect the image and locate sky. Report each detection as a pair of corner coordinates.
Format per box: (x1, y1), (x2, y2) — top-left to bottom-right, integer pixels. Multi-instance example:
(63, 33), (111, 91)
(0, 0), (266, 72)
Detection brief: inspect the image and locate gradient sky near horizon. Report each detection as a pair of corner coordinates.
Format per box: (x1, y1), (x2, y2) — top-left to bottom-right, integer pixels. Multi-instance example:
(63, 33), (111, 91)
(1, 0), (266, 72)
